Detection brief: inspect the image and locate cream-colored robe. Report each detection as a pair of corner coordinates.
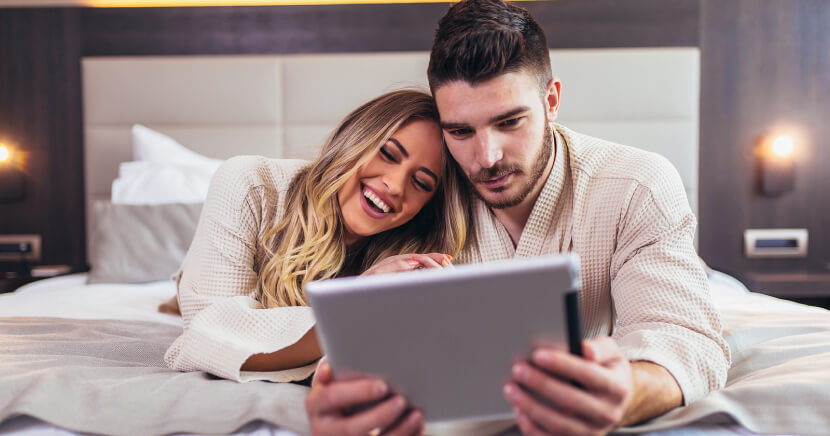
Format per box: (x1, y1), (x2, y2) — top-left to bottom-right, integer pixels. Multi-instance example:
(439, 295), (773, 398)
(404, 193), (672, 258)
(165, 125), (730, 405)
(457, 125), (730, 404)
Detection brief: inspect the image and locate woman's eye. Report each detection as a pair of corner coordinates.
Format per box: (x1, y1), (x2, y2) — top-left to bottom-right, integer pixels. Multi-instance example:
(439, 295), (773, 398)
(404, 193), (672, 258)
(380, 147), (398, 163)
(413, 178), (434, 193)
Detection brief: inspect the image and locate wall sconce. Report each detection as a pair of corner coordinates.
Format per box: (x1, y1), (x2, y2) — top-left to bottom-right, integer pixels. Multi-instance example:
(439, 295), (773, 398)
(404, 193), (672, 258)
(757, 134), (796, 196)
(0, 144), (25, 202)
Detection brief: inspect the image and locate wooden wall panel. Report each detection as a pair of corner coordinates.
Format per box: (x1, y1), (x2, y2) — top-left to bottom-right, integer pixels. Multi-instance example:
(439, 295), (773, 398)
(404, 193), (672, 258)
(699, 0), (830, 278)
(79, 0), (698, 57)
(0, 8), (86, 271)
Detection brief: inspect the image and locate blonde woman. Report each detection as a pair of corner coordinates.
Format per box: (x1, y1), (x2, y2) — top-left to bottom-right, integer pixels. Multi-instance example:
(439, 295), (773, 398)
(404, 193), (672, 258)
(163, 90), (468, 432)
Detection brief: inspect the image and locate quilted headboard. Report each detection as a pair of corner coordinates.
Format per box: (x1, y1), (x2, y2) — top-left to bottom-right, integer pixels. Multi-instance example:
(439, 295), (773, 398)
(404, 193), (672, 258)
(83, 47), (699, 216)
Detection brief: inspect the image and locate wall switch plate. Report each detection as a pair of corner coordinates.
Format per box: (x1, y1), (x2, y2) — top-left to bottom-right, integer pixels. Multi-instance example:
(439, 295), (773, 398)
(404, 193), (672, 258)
(0, 234), (41, 262)
(744, 228), (808, 258)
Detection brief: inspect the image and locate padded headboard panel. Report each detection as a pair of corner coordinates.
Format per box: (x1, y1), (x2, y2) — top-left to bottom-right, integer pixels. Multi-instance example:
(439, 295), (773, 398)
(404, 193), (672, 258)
(83, 47), (699, 213)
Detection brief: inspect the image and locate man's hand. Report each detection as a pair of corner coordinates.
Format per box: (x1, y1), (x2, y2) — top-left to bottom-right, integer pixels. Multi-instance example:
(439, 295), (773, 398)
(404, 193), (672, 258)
(503, 337), (633, 436)
(306, 360), (424, 436)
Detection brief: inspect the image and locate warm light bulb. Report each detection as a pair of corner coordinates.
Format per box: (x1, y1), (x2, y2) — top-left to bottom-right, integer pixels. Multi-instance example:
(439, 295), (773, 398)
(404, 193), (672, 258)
(772, 136), (794, 158)
(0, 145), (10, 163)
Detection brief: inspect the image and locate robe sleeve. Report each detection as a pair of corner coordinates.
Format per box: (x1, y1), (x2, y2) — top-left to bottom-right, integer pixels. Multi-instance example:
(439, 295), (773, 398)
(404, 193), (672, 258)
(164, 156), (317, 383)
(609, 158), (731, 404)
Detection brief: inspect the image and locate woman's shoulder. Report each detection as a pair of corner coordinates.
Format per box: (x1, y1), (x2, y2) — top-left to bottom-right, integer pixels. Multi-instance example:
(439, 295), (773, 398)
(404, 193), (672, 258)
(210, 156), (311, 197)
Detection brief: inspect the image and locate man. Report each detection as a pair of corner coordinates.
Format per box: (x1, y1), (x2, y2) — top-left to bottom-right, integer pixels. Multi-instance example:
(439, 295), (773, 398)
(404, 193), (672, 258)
(305, 1), (730, 434)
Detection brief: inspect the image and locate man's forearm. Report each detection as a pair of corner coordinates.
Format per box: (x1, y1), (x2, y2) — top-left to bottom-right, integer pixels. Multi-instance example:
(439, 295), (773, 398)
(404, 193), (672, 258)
(620, 361), (683, 426)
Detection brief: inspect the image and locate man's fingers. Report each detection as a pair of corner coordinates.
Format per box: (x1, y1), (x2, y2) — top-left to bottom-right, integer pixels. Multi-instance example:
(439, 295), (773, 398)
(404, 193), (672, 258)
(383, 408), (424, 436)
(504, 382), (602, 436)
(530, 349), (627, 400)
(514, 407), (548, 436)
(510, 362), (622, 427)
(311, 359), (332, 387)
(582, 337), (624, 365)
(343, 395), (408, 436)
(307, 378), (389, 416)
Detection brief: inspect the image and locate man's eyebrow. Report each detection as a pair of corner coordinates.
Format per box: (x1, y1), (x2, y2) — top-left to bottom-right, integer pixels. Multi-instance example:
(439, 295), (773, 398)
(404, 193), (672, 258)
(488, 106), (531, 124)
(440, 106), (532, 130)
(419, 167), (439, 183)
(388, 138), (409, 158)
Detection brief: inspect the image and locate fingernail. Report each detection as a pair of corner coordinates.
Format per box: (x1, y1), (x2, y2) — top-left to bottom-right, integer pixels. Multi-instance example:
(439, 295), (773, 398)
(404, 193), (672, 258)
(406, 260), (420, 267)
(533, 349), (555, 364)
(393, 396), (406, 409)
(503, 384), (518, 401)
(512, 364), (527, 380)
(374, 381), (388, 396)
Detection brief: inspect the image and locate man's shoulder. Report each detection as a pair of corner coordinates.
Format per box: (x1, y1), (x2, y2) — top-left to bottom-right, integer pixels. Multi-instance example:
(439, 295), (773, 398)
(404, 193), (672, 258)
(559, 125), (684, 196)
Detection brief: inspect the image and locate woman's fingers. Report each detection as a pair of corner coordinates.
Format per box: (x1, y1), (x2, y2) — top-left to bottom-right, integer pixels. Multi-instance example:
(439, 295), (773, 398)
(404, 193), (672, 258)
(410, 253), (451, 269)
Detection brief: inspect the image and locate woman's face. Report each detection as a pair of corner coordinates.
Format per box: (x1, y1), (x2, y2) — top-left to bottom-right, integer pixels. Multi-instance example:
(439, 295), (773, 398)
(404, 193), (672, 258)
(338, 119), (444, 243)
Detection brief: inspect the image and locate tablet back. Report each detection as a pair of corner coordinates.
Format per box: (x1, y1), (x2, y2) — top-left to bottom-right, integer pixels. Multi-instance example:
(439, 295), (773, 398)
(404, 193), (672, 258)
(306, 253), (582, 424)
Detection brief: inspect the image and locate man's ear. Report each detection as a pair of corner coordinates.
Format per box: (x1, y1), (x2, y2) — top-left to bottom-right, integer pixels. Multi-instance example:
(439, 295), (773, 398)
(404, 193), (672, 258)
(545, 78), (562, 123)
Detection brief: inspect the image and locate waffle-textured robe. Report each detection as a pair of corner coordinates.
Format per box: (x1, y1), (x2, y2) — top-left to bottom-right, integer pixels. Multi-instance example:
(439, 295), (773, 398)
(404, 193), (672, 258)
(165, 125), (730, 404)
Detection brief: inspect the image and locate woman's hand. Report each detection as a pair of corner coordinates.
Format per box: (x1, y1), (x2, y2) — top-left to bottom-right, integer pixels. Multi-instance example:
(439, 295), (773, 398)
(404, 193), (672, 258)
(361, 253), (453, 276)
(306, 359), (424, 436)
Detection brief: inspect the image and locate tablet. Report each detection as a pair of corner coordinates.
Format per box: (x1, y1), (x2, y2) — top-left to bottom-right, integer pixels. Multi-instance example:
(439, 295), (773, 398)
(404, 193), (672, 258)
(305, 253), (582, 424)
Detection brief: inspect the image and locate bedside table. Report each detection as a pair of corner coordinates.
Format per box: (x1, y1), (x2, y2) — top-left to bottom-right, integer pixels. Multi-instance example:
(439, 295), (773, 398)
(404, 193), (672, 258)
(0, 273), (35, 294)
(744, 272), (830, 309)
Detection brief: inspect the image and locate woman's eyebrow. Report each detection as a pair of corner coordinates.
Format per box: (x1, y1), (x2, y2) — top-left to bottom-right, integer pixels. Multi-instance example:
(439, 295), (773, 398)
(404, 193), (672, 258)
(388, 138), (409, 158)
(419, 167), (438, 183)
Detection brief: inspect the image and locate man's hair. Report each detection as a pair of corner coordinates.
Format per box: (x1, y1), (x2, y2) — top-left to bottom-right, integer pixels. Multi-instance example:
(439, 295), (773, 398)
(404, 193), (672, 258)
(428, 0), (552, 94)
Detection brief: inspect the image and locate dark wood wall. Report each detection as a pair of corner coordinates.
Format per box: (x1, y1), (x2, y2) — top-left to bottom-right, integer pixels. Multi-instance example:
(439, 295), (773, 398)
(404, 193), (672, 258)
(1, 0), (828, 280)
(0, 8), (85, 271)
(698, 0), (830, 280)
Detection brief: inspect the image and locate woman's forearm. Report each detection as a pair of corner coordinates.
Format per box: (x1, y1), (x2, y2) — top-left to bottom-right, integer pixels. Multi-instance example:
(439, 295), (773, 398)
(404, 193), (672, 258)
(241, 327), (323, 372)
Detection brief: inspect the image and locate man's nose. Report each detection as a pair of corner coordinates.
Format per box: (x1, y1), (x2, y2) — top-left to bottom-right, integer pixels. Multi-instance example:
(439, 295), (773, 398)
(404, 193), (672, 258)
(476, 131), (504, 168)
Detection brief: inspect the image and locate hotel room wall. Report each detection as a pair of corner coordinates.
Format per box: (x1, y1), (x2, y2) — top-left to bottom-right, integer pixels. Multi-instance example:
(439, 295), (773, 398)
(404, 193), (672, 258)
(698, 0), (830, 280)
(0, 8), (86, 271)
(1, 0), (827, 281)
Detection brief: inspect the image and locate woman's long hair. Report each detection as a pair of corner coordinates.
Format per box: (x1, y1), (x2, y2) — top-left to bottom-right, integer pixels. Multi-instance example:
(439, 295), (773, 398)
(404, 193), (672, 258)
(259, 89), (471, 308)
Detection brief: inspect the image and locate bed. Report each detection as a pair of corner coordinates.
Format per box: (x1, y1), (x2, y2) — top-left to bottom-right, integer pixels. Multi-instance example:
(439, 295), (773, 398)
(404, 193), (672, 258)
(2, 48), (829, 435)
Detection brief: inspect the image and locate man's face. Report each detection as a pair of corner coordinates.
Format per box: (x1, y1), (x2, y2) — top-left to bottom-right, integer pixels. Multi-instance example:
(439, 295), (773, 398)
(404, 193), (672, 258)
(434, 71), (559, 209)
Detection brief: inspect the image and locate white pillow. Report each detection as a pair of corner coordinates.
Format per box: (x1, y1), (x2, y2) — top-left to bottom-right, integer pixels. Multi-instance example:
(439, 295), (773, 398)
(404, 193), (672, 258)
(112, 161), (216, 205)
(132, 124), (222, 168)
(111, 125), (223, 204)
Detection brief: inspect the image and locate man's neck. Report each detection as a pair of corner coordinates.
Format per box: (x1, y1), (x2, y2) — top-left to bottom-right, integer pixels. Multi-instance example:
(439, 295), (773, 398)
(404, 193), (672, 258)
(491, 146), (556, 247)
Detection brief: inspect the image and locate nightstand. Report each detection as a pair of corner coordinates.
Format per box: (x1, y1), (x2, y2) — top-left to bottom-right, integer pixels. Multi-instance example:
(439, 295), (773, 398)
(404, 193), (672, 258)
(744, 272), (830, 309)
(0, 273), (34, 294)
(0, 265), (72, 294)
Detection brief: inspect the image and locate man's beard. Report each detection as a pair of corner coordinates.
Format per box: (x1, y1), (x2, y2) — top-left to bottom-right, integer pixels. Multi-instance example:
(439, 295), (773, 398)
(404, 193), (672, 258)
(471, 123), (554, 210)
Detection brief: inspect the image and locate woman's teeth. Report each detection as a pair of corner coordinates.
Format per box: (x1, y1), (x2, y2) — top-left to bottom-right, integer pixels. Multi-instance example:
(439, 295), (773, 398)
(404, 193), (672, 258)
(363, 188), (391, 213)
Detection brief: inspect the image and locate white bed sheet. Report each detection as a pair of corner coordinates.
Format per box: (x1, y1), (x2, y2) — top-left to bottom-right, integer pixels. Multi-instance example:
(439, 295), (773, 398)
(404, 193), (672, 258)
(0, 273), (804, 436)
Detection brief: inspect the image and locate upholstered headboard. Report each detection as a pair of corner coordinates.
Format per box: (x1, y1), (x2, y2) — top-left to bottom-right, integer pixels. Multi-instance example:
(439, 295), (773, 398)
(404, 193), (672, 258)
(82, 47), (699, 230)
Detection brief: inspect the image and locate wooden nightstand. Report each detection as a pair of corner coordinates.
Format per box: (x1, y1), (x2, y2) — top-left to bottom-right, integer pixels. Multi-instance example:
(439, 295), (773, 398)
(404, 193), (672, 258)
(0, 273), (34, 294)
(744, 272), (830, 309)
(1, 265), (72, 294)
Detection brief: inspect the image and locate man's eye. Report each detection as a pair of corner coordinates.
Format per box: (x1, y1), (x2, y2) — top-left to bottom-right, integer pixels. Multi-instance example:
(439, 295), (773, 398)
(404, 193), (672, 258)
(380, 147), (398, 163)
(499, 117), (521, 127)
(448, 129), (472, 138)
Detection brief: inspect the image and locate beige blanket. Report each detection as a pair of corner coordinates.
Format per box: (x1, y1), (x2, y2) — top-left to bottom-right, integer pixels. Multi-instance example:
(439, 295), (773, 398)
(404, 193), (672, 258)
(0, 317), (309, 436)
(620, 293), (830, 435)
(2, 292), (829, 436)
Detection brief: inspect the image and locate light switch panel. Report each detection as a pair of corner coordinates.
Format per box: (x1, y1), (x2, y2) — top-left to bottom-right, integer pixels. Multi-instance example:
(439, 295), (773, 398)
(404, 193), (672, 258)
(744, 228), (808, 258)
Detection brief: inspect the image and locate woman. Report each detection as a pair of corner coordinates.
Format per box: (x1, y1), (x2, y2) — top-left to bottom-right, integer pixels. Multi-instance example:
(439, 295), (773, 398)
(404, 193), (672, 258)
(164, 89), (469, 386)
